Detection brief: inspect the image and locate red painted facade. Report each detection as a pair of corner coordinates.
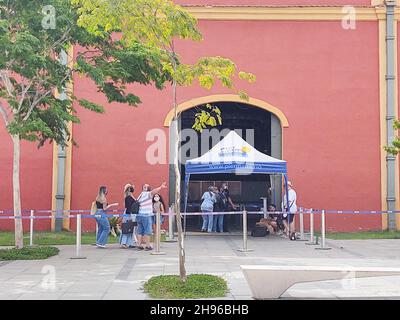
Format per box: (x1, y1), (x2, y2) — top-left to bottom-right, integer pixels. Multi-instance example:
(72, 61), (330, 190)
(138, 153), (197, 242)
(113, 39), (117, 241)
(0, 1), (389, 232)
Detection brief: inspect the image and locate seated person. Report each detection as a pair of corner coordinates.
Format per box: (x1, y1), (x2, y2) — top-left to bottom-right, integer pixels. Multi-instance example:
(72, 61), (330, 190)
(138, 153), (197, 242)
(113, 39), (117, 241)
(257, 204), (280, 235)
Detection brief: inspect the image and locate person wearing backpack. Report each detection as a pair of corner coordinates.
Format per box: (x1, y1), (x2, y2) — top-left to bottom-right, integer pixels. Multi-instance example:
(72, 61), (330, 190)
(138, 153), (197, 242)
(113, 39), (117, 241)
(200, 186), (216, 233)
(93, 186), (118, 248)
(212, 186), (226, 233)
(119, 184), (138, 249)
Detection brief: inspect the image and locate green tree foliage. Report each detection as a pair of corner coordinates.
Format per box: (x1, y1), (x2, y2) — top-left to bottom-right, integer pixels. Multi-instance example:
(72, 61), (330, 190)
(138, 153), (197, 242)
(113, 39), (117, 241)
(385, 120), (400, 155)
(0, 0), (171, 147)
(0, 0), (172, 248)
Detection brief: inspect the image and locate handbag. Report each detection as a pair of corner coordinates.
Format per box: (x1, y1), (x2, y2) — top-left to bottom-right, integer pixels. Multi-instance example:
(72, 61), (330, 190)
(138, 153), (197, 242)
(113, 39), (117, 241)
(121, 220), (135, 234)
(130, 200), (140, 215)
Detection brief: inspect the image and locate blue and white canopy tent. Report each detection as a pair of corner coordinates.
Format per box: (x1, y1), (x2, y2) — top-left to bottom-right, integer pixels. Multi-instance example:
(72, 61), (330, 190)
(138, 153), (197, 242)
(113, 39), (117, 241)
(183, 130), (290, 218)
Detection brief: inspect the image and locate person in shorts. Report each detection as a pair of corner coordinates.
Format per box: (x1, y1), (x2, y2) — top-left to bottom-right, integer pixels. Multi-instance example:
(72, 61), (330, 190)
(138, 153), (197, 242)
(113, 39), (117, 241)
(136, 182), (167, 251)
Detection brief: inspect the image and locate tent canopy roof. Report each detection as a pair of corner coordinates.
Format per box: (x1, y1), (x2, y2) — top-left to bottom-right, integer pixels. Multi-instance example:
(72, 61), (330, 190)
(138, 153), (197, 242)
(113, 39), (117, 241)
(185, 131), (287, 175)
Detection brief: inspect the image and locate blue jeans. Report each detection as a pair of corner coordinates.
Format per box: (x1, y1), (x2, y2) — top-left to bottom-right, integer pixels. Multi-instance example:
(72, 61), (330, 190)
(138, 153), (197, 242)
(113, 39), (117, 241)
(95, 210), (110, 245)
(119, 214), (136, 246)
(202, 210), (213, 232)
(213, 214), (224, 232)
(137, 215), (153, 236)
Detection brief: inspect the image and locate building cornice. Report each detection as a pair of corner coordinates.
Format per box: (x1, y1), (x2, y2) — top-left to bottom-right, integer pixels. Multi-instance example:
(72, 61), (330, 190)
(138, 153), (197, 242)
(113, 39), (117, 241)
(184, 5), (390, 21)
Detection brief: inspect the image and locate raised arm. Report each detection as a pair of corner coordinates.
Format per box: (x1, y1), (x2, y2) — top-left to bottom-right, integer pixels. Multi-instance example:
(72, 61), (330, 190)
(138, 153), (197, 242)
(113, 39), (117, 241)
(150, 182), (167, 196)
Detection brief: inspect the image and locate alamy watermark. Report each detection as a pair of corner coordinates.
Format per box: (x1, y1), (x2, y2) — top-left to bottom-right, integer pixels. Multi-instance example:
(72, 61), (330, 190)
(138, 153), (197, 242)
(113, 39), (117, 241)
(42, 5), (56, 30)
(146, 128), (255, 166)
(342, 6), (356, 30)
(41, 265), (56, 291)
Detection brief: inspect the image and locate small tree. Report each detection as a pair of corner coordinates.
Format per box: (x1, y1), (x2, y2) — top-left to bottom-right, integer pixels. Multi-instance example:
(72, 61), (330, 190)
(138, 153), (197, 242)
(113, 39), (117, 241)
(74, 0), (255, 281)
(385, 120), (400, 155)
(0, 0), (171, 248)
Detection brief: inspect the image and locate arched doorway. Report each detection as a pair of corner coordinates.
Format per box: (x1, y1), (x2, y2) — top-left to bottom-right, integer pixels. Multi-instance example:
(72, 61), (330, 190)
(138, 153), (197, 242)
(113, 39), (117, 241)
(164, 95), (289, 232)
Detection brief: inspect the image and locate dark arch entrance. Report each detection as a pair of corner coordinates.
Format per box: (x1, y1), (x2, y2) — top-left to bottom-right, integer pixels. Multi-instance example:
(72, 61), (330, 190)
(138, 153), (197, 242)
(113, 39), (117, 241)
(174, 101), (283, 232)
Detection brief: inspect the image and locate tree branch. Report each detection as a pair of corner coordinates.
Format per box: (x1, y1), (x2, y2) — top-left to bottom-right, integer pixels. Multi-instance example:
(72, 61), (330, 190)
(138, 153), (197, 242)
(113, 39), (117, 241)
(0, 101), (9, 126)
(17, 81), (32, 113)
(0, 70), (15, 98)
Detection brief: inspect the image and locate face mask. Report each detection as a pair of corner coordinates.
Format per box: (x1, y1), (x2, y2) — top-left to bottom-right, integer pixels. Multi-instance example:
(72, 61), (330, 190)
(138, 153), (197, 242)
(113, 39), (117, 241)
(154, 196), (160, 201)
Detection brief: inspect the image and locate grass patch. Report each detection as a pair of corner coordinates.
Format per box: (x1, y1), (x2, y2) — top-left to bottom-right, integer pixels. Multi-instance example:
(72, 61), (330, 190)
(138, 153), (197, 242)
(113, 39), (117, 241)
(0, 246), (59, 260)
(0, 231), (167, 246)
(143, 274), (228, 299)
(0, 231), (98, 246)
(324, 231), (400, 240)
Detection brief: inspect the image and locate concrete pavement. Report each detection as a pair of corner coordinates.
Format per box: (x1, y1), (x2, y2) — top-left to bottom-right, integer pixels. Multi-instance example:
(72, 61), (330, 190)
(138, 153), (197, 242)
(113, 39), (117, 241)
(1, 235), (400, 299)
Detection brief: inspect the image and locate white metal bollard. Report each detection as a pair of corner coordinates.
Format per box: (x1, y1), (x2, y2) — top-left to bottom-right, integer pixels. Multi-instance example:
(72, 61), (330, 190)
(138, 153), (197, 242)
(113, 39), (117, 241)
(261, 197), (268, 219)
(316, 209), (332, 250)
(297, 207), (307, 241)
(166, 206), (177, 242)
(29, 210), (34, 247)
(151, 210), (166, 255)
(306, 208), (318, 245)
(238, 209), (253, 252)
(71, 214), (86, 259)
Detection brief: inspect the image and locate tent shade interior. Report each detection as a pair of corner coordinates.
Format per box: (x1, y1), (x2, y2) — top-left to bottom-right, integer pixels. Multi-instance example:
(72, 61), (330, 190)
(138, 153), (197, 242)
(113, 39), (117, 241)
(183, 131), (290, 213)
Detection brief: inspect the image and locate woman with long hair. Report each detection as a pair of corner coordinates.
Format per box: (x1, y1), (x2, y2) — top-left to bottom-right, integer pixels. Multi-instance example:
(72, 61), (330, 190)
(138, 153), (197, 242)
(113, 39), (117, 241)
(152, 193), (166, 228)
(119, 184), (137, 249)
(94, 186), (118, 248)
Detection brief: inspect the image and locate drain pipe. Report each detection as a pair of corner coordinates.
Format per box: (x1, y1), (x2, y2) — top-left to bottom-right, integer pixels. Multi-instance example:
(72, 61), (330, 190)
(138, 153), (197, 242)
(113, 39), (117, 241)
(385, 1), (397, 231)
(54, 49), (68, 232)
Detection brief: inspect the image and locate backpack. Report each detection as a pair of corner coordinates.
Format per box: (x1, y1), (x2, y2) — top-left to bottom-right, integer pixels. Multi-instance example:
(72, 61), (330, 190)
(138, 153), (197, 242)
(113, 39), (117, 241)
(130, 200), (140, 215)
(251, 224), (269, 237)
(213, 193), (225, 212)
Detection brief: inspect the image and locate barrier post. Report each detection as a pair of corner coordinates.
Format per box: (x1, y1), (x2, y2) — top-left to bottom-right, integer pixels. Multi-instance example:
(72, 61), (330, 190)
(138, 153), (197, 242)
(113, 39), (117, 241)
(316, 209), (332, 250)
(306, 208), (318, 245)
(29, 210), (34, 247)
(151, 210), (166, 255)
(166, 206), (177, 243)
(261, 197), (268, 219)
(297, 207), (307, 241)
(71, 214), (86, 259)
(238, 208), (253, 252)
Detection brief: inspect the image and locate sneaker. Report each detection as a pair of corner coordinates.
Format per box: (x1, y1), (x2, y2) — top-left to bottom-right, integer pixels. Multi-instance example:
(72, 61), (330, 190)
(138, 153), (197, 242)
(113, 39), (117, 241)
(96, 244), (106, 248)
(136, 246), (144, 251)
(145, 246), (153, 251)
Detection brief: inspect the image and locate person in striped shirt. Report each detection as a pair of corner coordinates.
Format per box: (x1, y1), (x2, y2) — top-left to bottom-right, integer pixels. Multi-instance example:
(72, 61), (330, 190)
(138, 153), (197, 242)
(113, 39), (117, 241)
(136, 182), (167, 250)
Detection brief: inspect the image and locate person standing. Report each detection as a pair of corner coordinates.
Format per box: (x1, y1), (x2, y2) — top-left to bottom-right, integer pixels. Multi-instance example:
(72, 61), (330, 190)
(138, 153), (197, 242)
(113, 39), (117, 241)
(282, 180), (297, 239)
(136, 182), (167, 251)
(119, 184), (137, 249)
(152, 193), (166, 230)
(220, 183), (239, 232)
(200, 186), (216, 233)
(94, 186), (118, 248)
(212, 186), (226, 233)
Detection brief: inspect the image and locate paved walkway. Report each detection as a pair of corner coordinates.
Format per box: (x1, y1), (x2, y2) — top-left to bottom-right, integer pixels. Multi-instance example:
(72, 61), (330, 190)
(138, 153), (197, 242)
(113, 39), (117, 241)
(1, 235), (400, 299)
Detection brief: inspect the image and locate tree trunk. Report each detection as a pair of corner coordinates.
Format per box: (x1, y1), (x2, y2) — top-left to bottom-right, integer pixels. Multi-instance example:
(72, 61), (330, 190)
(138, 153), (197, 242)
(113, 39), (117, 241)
(11, 135), (23, 249)
(171, 59), (187, 282)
